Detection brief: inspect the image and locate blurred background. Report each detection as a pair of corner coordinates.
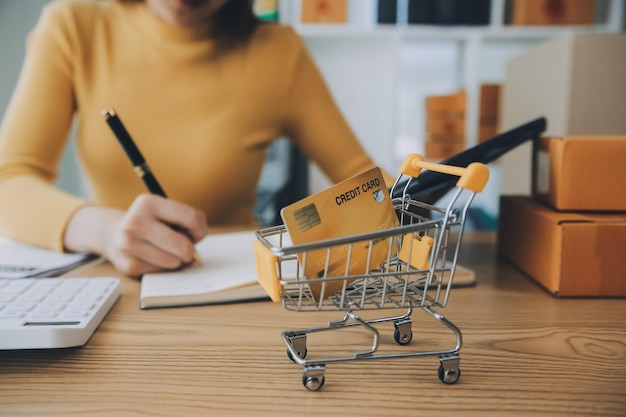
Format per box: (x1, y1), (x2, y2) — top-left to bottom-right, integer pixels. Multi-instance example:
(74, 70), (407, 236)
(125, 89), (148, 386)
(1, 0), (624, 228)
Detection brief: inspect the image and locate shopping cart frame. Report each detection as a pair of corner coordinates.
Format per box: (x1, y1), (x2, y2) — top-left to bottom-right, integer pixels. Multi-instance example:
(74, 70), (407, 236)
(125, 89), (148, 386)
(254, 154), (489, 390)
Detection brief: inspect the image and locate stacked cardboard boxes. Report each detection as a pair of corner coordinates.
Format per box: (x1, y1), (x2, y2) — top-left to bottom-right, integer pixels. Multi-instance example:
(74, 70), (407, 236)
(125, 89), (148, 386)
(498, 136), (626, 297)
(497, 33), (626, 297)
(423, 85), (500, 157)
(424, 91), (466, 160)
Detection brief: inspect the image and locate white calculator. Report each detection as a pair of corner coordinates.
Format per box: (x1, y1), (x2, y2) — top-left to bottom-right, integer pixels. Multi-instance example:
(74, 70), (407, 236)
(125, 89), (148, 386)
(0, 277), (121, 350)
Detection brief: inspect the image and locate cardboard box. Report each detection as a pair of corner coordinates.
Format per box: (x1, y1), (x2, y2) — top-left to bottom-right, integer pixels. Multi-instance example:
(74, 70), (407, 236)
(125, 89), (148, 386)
(477, 124), (498, 143)
(301, 0), (348, 24)
(426, 118), (465, 135)
(425, 91), (466, 114)
(502, 34), (626, 136)
(427, 133), (464, 143)
(498, 196), (626, 297)
(499, 33), (626, 195)
(505, 0), (596, 26)
(477, 84), (501, 143)
(478, 84), (500, 123)
(533, 136), (626, 211)
(425, 140), (465, 160)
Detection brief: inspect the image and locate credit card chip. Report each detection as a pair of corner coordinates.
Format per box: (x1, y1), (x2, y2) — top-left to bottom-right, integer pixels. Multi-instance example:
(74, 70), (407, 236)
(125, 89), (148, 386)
(293, 204), (321, 232)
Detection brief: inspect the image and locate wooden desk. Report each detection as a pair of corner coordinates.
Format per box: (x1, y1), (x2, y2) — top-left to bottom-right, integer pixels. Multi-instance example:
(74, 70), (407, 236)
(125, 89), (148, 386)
(1, 233), (625, 417)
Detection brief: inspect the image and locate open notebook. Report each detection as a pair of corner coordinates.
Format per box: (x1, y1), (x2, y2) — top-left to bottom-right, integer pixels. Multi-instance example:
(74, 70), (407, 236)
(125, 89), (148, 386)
(139, 231), (268, 309)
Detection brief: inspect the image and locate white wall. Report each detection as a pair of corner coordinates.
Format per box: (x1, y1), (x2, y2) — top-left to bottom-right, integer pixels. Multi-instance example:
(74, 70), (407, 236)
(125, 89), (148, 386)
(303, 35), (398, 192)
(0, 0), (84, 197)
(0, 1), (46, 109)
(304, 35), (540, 224)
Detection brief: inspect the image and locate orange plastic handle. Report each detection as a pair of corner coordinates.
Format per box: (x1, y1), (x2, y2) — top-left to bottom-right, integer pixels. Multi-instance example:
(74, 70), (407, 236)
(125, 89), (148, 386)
(398, 153), (490, 193)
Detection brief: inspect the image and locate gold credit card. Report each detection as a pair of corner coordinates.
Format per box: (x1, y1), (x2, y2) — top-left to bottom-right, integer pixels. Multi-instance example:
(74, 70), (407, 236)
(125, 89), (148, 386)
(280, 167), (399, 300)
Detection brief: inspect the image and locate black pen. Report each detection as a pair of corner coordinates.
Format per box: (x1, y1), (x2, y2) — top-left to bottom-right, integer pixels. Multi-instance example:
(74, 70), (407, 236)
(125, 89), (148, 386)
(101, 108), (202, 265)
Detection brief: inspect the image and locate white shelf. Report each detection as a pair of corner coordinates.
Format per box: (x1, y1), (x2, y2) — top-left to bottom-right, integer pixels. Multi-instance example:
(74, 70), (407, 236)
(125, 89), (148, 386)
(282, 0), (624, 34)
(280, 0), (624, 201)
(292, 23), (620, 41)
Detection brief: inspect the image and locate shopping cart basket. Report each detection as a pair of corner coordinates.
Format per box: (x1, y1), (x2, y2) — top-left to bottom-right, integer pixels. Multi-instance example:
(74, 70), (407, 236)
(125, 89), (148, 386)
(254, 153), (489, 390)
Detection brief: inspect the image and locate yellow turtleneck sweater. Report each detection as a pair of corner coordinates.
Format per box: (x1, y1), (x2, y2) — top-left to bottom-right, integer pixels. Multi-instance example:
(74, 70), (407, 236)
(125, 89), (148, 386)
(0, 0), (377, 251)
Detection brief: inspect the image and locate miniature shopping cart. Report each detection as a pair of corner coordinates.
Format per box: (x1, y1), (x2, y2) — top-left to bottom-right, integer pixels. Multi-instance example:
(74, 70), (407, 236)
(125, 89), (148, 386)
(254, 154), (489, 391)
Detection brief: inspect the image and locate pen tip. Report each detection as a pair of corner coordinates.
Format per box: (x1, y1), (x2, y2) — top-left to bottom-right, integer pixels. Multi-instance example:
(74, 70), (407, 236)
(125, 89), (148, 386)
(101, 108), (116, 118)
(193, 251), (203, 266)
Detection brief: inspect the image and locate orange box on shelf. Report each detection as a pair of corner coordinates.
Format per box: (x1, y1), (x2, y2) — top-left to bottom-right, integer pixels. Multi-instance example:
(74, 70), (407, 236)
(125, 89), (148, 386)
(426, 118), (466, 135)
(479, 84), (501, 122)
(505, 0), (596, 26)
(301, 0), (348, 24)
(425, 110), (465, 122)
(532, 135), (626, 211)
(477, 124), (498, 143)
(498, 196), (626, 297)
(426, 133), (465, 144)
(425, 91), (466, 115)
(424, 141), (465, 160)
(477, 83), (501, 143)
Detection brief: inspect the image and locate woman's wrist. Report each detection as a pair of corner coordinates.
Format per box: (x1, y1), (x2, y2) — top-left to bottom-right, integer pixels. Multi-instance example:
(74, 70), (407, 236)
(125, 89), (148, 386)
(63, 205), (123, 256)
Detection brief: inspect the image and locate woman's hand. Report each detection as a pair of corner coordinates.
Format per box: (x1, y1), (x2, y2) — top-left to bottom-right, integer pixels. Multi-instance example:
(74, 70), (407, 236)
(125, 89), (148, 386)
(64, 194), (208, 277)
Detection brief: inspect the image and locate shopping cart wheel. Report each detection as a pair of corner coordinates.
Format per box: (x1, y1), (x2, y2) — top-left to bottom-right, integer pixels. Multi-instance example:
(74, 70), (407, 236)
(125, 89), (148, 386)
(302, 365), (326, 391)
(438, 355), (461, 384)
(393, 319), (413, 345)
(438, 365), (461, 384)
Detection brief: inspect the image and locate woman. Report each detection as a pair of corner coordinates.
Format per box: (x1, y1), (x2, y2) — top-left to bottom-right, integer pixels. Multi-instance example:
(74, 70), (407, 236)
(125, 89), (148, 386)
(0, 0), (380, 276)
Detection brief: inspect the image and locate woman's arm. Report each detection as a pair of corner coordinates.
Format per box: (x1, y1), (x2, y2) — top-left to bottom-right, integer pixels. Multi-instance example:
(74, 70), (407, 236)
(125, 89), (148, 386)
(0, 3), (83, 250)
(0, 4), (208, 276)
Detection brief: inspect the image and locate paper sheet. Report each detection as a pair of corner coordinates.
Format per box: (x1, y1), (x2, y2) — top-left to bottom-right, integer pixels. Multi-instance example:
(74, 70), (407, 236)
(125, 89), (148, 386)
(0, 235), (93, 279)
